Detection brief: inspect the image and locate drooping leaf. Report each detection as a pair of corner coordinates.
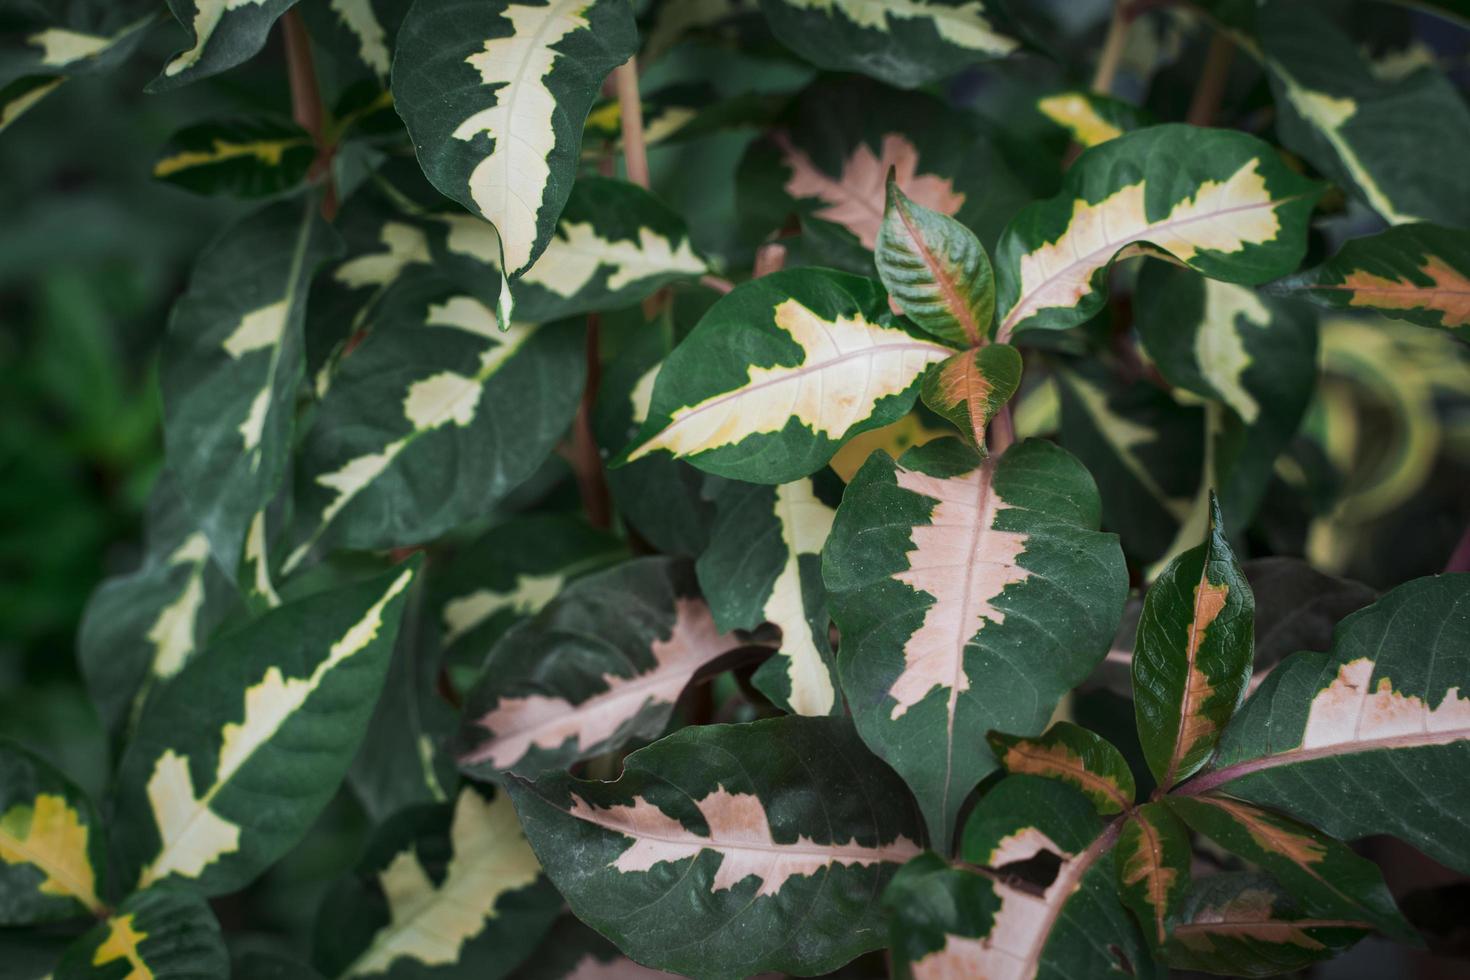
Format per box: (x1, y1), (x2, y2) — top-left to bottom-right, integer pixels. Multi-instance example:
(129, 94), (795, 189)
(53, 886), (228, 980)
(392, 0), (638, 278)
(1164, 872), (1370, 977)
(1115, 802), (1191, 949)
(1132, 495), (1254, 789)
(313, 788), (558, 978)
(619, 269), (954, 484)
(891, 775), (1156, 979)
(988, 721), (1137, 815)
(697, 474), (841, 716)
(994, 125), (1321, 339)
(0, 11), (154, 131)
(455, 558), (744, 778)
(152, 0), (299, 92)
(1255, 2), (1470, 229)
(0, 740), (105, 923)
(1279, 223), (1470, 339)
(77, 473), (237, 744)
(152, 117), (315, 198)
(512, 177), (706, 322)
(824, 437), (1128, 846)
(162, 199), (341, 579)
(876, 173), (994, 347)
(1188, 574), (1470, 874)
(111, 563), (417, 896)
(507, 716), (925, 979)
(1165, 796), (1415, 943)
(919, 343), (1022, 448)
(286, 273), (584, 571)
(758, 0), (1018, 90)
(299, 0), (411, 83)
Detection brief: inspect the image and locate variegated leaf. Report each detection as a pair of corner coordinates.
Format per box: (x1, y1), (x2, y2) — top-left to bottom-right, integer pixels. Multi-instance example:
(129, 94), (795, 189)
(619, 269), (954, 484)
(1185, 573), (1470, 874)
(0, 741), (106, 924)
(456, 558), (744, 778)
(507, 716), (925, 979)
(824, 437), (1128, 846)
(1115, 802), (1191, 949)
(1256, 2), (1470, 228)
(313, 788), (558, 978)
(988, 721), (1137, 815)
(877, 175), (994, 347)
(513, 177), (706, 322)
(153, 117), (314, 198)
(0, 11), (153, 131)
(162, 199), (341, 579)
(286, 273), (583, 571)
(1279, 223), (1470, 339)
(432, 514), (625, 690)
(994, 125), (1320, 339)
(1165, 797), (1414, 942)
(1164, 872), (1370, 977)
(920, 343), (1022, 449)
(392, 0), (638, 278)
(759, 0), (1018, 90)
(1133, 495), (1253, 789)
(152, 0), (299, 92)
(77, 473), (236, 744)
(890, 776), (1156, 979)
(697, 473), (842, 716)
(53, 886), (227, 980)
(1035, 90), (1145, 149)
(111, 563), (417, 896)
(299, 0), (411, 83)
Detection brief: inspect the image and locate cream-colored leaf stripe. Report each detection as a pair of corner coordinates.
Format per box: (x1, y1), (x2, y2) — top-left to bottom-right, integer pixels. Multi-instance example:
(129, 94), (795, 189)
(519, 222), (704, 298)
(763, 481), (837, 716)
(330, 0), (392, 79)
(441, 573), (564, 645)
(154, 136), (308, 178)
(138, 568), (413, 887)
(1000, 159), (1286, 337)
(343, 792), (541, 976)
(1, 77), (64, 133)
(144, 533), (212, 681)
(93, 914), (151, 978)
(1037, 93), (1122, 148)
(0, 794), (102, 912)
(453, 0), (590, 273)
(782, 0), (1016, 55)
(165, 0), (272, 79)
(628, 299), (950, 461)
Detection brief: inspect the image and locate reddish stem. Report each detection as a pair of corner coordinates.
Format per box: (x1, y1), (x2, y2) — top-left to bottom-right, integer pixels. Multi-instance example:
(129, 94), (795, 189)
(1446, 522), (1470, 573)
(573, 315), (612, 529)
(615, 60), (649, 189)
(989, 404), (1015, 455)
(281, 11), (337, 218)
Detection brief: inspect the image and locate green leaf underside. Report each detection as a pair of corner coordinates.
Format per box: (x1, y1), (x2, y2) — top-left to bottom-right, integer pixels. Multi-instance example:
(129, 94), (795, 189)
(994, 125), (1320, 339)
(621, 268), (954, 484)
(507, 716), (925, 980)
(111, 564), (417, 896)
(988, 721), (1136, 815)
(1132, 496), (1254, 789)
(1197, 574), (1470, 874)
(824, 437), (1127, 846)
(0, 741), (106, 924)
(1282, 223), (1470, 338)
(54, 886), (227, 980)
(455, 558), (743, 778)
(392, 0), (638, 276)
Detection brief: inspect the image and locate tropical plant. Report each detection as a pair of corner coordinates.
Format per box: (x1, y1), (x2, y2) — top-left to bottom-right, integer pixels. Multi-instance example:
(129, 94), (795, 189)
(2, 0), (1469, 978)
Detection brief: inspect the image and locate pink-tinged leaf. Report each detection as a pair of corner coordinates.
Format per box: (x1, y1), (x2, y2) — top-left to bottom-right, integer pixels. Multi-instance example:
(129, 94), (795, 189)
(779, 132), (965, 249)
(919, 344), (1022, 449)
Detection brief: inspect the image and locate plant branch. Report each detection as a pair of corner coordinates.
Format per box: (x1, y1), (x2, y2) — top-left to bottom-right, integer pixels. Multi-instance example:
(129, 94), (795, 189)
(1186, 31), (1235, 126)
(281, 10), (336, 218)
(615, 59), (649, 189)
(1091, 1), (1132, 96)
(989, 404), (1015, 456)
(572, 315), (611, 529)
(1447, 521), (1470, 573)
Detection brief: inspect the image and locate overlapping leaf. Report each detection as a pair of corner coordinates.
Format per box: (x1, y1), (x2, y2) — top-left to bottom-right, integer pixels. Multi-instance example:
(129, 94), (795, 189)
(111, 563), (417, 895)
(1035, 90), (1145, 149)
(921, 344), (1022, 449)
(299, 0), (411, 83)
(697, 473), (842, 715)
(508, 716), (925, 979)
(313, 788), (558, 978)
(392, 0), (637, 279)
(620, 269), (953, 484)
(0, 741), (106, 924)
(759, 0), (1018, 90)
(994, 125), (1320, 339)
(0, 7), (154, 132)
(1116, 802), (1191, 949)
(456, 558), (743, 778)
(152, 0), (299, 92)
(153, 117), (315, 198)
(162, 199), (340, 579)
(286, 272), (583, 570)
(988, 721), (1136, 815)
(1133, 496), (1254, 789)
(53, 886), (227, 980)
(824, 437), (1127, 846)
(1281, 223), (1470, 339)
(1190, 573), (1470, 873)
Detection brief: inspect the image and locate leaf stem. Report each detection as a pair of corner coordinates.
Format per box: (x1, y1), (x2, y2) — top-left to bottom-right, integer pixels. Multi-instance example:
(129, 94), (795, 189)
(573, 315), (612, 529)
(989, 404), (1015, 455)
(1186, 32), (1235, 126)
(615, 59), (649, 189)
(281, 10), (336, 218)
(1091, 1), (1132, 96)
(1446, 522), (1470, 572)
